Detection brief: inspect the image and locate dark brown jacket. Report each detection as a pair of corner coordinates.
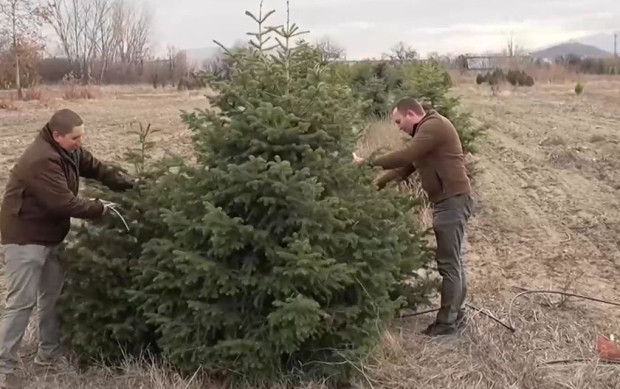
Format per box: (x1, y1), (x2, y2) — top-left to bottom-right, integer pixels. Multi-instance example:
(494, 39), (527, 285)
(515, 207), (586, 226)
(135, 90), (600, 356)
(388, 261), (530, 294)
(371, 110), (471, 204)
(0, 125), (134, 245)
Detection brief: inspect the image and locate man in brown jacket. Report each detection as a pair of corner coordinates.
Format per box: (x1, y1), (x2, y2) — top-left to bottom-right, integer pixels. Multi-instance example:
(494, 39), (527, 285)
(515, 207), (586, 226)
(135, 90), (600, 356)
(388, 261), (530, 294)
(0, 109), (134, 385)
(354, 97), (474, 336)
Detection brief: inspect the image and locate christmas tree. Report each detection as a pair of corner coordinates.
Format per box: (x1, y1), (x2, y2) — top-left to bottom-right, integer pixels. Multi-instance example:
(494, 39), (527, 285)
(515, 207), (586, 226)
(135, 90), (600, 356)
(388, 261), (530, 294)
(58, 2), (433, 386)
(58, 123), (171, 363)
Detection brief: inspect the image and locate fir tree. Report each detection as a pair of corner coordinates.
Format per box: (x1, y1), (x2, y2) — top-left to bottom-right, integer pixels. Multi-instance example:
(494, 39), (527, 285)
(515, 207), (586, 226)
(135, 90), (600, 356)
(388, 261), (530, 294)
(335, 57), (485, 154)
(58, 2), (433, 386)
(391, 60), (485, 154)
(58, 123), (170, 364)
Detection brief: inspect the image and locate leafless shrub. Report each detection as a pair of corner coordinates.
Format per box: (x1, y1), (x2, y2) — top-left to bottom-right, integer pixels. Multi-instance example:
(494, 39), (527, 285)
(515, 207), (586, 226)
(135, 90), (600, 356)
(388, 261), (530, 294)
(0, 99), (17, 110)
(61, 74), (101, 100)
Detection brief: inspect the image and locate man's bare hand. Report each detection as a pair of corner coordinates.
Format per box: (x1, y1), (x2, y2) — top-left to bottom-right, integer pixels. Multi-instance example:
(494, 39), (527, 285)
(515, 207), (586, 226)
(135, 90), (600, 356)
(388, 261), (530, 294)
(91, 198), (117, 216)
(352, 152), (366, 166)
(91, 198), (130, 231)
(99, 199), (118, 209)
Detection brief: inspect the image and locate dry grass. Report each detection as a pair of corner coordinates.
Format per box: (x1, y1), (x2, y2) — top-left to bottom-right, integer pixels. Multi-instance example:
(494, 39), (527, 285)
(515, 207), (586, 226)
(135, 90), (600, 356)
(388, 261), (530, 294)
(0, 83), (186, 106)
(10, 351), (334, 389)
(365, 298), (620, 389)
(0, 99), (17, 110)
(356, 118), (410, 158)
(22, 87), (48, 102)
(6, 285), (619, 388)
(2, 80), (620, 388)
(539, 135), (567, 147)
(528, 64), (583, 84)
(61, 83), (102, 100)
(352, 107), (620, 388)
(12, 365), (297, 388)
(355, 119), (433, 227)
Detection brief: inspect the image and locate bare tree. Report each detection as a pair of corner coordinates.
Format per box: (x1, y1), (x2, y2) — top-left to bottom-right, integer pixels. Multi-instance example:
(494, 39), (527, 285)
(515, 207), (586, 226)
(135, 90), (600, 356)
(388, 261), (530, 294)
(174, 50), (189, 82)
(0, 0), (42, 98)
(383, 41), (418, 62)
(426, 51), (440, 61)
(506, 33), (522, 57)
(203, 43), (248, 81)
(41, 0), (152, 83)
(315, 37), (346, 62)
(41, 0), (98, 81)
(92, 0), (114, 81)
(166, 45), (177, 85)
(113, 0), (151, 67)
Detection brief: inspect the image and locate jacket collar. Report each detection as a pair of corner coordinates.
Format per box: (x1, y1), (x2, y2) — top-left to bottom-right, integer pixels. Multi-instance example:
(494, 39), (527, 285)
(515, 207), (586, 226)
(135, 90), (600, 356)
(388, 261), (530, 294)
(39, 124), (78, 166)
(411, 109), (438, 137)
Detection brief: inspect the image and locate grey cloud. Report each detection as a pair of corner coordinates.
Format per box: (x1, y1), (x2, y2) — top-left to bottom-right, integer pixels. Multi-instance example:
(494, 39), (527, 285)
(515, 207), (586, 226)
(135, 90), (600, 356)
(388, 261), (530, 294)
(147, 0), (620, 58)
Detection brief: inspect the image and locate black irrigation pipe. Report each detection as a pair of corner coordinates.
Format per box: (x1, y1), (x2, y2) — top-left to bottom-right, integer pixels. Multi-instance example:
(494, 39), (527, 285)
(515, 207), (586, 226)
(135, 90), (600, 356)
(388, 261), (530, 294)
(399, 305), (514, 331)
(543, 358), (620, 366)
(399, 308), (439, 319)
(508, 288), (620, 331)
(399, 287), (620, 335)
(465, 303), (515, 332)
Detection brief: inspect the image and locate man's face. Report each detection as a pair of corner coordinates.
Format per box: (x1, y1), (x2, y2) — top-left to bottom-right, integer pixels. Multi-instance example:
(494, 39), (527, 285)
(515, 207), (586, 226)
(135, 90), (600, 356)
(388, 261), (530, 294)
(53, 124), (84, 152)
(392, 108), (420, 135)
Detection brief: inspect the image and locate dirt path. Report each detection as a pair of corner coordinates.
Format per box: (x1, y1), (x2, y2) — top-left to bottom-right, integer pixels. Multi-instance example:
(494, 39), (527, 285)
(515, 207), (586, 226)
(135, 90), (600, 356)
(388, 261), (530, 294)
(457, 79), (620, 323)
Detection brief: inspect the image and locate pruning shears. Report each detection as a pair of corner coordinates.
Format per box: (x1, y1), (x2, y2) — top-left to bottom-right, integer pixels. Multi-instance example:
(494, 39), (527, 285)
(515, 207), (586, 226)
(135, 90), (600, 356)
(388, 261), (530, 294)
(96, 199), (131, 232)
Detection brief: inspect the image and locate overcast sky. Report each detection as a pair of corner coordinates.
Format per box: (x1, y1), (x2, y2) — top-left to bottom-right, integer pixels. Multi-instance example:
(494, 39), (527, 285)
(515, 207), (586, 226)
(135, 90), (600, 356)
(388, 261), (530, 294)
(147, 0), (619, 59)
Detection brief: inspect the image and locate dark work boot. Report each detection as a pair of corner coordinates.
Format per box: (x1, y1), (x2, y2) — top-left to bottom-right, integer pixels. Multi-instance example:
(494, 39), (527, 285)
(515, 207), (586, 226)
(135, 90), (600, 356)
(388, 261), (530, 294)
(421, 322), (457, 337)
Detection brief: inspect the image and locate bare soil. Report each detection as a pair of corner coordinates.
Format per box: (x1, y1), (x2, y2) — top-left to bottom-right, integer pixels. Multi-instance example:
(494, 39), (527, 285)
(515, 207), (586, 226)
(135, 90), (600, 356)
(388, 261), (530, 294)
(0, 80), (619, 388)
(459, 79), (620, 319)
(383, 78), (620, 389)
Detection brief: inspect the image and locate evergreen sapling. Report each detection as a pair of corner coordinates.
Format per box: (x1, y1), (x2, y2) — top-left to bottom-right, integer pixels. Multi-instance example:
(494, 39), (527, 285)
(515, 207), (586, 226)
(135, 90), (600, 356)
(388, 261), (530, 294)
(58, 3), (434, 386)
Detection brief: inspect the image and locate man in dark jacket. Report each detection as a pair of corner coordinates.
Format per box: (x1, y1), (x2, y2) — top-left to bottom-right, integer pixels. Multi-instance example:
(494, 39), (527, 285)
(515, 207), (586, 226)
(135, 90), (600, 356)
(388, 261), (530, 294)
(0, 109), (134, 383)
(354, 97), (475, 337)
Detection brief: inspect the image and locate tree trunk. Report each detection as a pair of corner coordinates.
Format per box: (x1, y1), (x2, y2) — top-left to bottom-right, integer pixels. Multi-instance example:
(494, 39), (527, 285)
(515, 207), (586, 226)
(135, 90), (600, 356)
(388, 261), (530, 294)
(100, 58), (108, 83)
(15, 52), (22, 100)
(12, 4), (23, 100)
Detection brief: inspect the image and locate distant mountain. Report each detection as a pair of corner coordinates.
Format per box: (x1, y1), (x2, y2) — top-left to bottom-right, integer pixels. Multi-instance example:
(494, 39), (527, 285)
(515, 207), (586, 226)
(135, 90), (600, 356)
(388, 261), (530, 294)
(531, 41), (612, 59)
(574, 32), (617, 54)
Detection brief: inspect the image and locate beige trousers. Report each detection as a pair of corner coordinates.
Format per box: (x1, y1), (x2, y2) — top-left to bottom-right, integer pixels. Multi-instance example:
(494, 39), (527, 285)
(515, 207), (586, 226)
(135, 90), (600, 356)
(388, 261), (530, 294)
(0, 244), (64, 374)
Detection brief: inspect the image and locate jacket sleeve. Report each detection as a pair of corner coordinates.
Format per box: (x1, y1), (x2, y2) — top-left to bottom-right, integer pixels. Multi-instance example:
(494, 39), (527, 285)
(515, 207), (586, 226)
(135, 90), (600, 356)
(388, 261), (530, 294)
(375, 165), (416, 190)
(24, 157), (105, 219)
(370, 119), (442, 170)
(78, 148), (135, 191)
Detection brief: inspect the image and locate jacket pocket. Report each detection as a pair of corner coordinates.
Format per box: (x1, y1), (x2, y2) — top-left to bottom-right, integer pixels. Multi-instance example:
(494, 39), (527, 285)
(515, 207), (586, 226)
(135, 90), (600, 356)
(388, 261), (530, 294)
(6, 187), (25, 216)
(435, 171), (446, 193)
(418, 168), (441, 198)
(436, 171), (445, 193)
